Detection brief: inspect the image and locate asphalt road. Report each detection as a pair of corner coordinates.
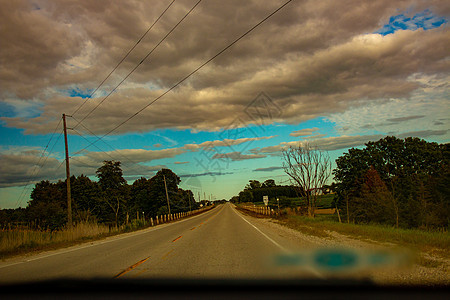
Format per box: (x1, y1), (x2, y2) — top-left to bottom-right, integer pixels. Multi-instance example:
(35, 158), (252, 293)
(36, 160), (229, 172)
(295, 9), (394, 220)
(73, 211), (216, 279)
(0, 203), (323, 284)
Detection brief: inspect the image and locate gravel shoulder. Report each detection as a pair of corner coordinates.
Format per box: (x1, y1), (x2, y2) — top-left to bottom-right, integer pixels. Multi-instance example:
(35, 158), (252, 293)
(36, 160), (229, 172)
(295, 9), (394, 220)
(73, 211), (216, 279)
(238, 209), (449, 286)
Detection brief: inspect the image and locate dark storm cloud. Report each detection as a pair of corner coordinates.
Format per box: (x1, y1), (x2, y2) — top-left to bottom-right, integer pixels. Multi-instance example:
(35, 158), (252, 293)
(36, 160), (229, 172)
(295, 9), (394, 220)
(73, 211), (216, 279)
(0, 0), (448, 135)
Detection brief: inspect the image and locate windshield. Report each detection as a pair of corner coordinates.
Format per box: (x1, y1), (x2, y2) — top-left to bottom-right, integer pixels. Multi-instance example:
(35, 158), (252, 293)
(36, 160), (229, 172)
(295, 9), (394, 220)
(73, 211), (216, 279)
(0, 0), (448, 292)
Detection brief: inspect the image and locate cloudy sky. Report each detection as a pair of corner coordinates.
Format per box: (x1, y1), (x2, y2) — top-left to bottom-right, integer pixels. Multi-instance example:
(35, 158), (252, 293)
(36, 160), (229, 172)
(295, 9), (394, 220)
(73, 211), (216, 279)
(0, 0), (449, 208)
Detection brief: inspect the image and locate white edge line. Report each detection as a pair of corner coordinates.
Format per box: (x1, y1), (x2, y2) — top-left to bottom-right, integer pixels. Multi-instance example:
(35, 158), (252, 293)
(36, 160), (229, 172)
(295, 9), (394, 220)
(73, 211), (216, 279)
(231, 204), (325, 279)
(231, 205), (288, 252)
(0, 207), (220, 269)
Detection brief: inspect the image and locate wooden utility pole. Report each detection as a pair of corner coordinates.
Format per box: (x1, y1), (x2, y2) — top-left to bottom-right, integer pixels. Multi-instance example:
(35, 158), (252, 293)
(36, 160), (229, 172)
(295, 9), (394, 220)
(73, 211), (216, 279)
(62, 114), (73, 229)
(188, 192), (192, 212)
(163, 173), (171, 215)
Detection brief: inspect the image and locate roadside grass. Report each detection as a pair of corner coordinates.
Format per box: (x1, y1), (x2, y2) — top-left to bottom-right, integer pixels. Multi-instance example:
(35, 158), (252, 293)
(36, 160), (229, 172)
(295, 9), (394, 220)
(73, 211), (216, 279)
(0, 206), (216, 260)
(0, 222), (117, 259)
(280, 215), (450, 258)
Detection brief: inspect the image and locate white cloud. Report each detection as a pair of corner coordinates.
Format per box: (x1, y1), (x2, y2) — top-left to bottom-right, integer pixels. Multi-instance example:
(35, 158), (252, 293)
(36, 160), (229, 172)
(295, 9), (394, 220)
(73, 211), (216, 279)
(0, 135), (274, 187)
(0, 1), (448, 136)
(290, 127), (319, 137)
(252, 134), (388, 155)
(327, 74), (450, 142)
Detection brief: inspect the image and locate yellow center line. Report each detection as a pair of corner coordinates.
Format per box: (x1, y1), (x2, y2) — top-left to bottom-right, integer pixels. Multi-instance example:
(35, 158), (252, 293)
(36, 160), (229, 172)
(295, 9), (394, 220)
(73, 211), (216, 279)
(172, 235), (182, 242)
(132, 249), (174, 277)
(113, 256), (151, 279)
(161, 249), (174, 260)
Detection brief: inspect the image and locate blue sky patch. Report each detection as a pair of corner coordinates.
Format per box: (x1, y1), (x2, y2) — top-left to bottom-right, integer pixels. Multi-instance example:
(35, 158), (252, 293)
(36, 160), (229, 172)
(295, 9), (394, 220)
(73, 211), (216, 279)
(68, 87), (94, 99)
(0, 102), (16, 118)
(376, 10), (447, 35)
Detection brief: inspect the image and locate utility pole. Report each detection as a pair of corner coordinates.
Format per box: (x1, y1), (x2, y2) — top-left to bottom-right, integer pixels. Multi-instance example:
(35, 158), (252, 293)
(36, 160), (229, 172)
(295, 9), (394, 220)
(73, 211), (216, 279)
(163, 173), (171, 215)
(62, 114), (72, 229)
(188, 192), (192, 212)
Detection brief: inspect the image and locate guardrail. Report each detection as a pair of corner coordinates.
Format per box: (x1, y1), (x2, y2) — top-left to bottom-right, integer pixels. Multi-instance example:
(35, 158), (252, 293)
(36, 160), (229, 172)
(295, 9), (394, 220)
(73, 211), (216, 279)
(238, 204), (275, 216)
(237, 204), (336, 217)
(147, 205), (215, 226)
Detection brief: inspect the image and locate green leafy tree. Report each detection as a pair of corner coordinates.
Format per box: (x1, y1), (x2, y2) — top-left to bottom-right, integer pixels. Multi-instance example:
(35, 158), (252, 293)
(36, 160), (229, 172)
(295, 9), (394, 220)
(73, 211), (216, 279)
(239, 190), (253, 202)
(250, 185), (298, 202)
(174, 188), (198, 212)
(28, 180), (67, 230)
(96, 161), (128, 227)
(262, 179), (276, 188)
(130, 177), (153, 217)
(148, 169), (181, 216)
(71, 175), (101, 222)
(353, 167), (399, 227)
(334, 136), (449, 228)
(245, 180), (262, 190)
(230, 196), (240, 203)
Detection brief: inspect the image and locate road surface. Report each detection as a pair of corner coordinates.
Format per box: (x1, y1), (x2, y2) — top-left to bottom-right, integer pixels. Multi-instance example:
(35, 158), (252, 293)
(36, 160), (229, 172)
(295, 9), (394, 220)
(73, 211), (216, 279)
(0, 203), (323, 283)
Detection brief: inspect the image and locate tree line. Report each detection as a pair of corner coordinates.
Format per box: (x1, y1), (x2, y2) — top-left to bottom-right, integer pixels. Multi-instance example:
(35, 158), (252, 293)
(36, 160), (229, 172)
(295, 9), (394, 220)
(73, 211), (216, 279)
(333, 136), (449, 229)
(231, 136), (448, 230)
(230, 179), (299, 206)
(0, 161), (199, 230)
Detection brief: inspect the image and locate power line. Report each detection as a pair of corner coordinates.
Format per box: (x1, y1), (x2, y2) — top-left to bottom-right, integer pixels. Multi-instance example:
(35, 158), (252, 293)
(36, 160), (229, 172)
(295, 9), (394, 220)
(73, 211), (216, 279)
(71, 116), (155, 174)
(15, 118), (63, 207)
(76, 0), (293, 153)
(69, 156), (98, 170)
(71, 126), (150, 178)
(56, 156), (66, 172)
(16, 0), (292, 204)
(71, 0), (177, 117)
(73, 0), (201, 129)
(11, 0), (178, 208)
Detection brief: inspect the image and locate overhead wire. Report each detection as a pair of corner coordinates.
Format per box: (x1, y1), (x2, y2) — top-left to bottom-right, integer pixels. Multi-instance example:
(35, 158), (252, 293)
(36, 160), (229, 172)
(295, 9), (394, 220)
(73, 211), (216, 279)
(75, 0), (293, 153)
(71, 0), (177, 117)
(71, 126), (150, 178)
(73, 0), (202, 129)
(15, 0), (293, 207)
(15, 118), (63, 207)
(14, 0), (178, 207)
(71, 116), (154, 175)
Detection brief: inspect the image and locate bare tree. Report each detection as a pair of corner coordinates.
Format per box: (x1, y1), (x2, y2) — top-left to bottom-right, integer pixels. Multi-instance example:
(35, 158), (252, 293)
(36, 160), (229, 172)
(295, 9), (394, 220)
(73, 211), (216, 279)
(282, 142), (331, 217)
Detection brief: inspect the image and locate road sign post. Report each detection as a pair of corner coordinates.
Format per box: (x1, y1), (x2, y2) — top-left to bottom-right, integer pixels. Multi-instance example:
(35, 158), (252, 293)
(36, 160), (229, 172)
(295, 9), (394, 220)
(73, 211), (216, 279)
(263, 195), (269, 206)
(277, 197), (280, 216)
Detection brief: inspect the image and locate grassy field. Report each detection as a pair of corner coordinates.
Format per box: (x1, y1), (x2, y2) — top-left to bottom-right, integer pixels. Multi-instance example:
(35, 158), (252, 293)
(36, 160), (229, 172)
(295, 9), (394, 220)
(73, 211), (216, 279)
(281, 214), (450, 258)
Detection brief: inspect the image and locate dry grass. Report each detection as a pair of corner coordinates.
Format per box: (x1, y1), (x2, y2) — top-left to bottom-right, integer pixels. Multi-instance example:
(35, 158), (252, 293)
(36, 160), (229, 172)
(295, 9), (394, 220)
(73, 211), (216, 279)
(0, 207), (216, 259)
(281, 215), (450, 257)
(0, 222), (114, 258)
